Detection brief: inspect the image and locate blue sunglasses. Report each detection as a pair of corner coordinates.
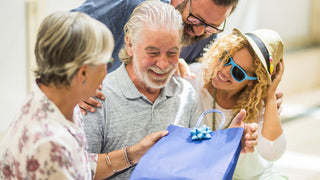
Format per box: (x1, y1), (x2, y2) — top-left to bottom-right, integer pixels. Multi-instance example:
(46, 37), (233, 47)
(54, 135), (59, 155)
(220, 56), (257, 82)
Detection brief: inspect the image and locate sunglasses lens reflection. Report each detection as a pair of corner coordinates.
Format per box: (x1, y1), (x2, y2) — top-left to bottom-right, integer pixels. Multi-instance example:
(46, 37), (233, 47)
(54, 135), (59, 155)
(232, 67), (245, 82)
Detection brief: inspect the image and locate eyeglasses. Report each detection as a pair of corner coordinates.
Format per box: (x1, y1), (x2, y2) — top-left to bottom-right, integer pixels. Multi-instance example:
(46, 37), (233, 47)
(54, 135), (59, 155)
(220, 56), (257, 82)
(107, 57), (114, 69)
(187, 0), (226, 34)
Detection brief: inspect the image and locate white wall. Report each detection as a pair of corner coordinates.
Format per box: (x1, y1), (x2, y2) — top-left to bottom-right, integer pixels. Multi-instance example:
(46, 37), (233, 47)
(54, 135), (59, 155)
(0, 0), (27, 133)
(0, 0), (84, 134)
(222, 0), (312, 49)
(46, 0), (85, 14)
(0, 0), (314, 134)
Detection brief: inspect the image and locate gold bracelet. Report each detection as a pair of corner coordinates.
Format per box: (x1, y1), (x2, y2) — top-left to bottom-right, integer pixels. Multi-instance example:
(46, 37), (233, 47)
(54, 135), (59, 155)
(123, 147), (133, 167)
(126, 146), (136, 165)
(105, 153), (117, 173)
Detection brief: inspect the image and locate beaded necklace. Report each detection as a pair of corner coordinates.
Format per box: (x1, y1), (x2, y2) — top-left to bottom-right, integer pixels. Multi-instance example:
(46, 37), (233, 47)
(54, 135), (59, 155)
(212, 89), (234, 131)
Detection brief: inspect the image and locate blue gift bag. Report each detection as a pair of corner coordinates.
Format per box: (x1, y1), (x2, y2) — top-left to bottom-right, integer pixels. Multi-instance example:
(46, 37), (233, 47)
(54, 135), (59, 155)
(130, 109), (244, 180)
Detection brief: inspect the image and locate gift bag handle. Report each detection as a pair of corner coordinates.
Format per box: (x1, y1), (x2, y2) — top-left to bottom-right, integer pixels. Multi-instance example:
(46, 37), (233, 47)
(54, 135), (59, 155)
(195, 109), (225, 131)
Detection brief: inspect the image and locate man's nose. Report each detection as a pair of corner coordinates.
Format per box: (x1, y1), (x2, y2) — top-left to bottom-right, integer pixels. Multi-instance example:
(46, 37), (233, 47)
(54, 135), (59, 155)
(192, 25), (205, 36)
(156, 55), (170, 70)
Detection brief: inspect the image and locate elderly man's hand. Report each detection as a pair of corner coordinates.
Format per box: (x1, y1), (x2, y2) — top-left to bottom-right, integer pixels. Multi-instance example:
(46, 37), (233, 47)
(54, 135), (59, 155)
(128, 130), (169, 165)
(229, 109), (258, 153)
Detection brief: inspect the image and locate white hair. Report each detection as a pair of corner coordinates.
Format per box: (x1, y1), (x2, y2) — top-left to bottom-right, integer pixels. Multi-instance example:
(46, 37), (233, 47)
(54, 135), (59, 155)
(119, 0), (183, 64)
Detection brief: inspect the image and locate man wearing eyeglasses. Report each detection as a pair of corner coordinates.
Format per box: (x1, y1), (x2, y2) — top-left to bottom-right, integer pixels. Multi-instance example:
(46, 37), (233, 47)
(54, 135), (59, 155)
(178, 0), (230, 46)
(72, 0), (236, 72)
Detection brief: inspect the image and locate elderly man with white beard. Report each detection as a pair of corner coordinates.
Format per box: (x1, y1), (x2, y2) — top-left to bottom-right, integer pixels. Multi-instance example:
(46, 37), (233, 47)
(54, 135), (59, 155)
(82, 1), (258, 179)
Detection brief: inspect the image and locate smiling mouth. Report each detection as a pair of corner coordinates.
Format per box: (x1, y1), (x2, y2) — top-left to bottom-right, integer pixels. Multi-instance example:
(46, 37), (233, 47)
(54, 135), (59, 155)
(148, 67), (172, 78)
(150, 70), (167, 77)
(217, 71), (230, 82)
(184, 24), (195, 35)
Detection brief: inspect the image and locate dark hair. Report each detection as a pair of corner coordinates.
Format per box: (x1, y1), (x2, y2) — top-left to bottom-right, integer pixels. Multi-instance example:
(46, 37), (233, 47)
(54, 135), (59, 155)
(212, 0), (239, 13)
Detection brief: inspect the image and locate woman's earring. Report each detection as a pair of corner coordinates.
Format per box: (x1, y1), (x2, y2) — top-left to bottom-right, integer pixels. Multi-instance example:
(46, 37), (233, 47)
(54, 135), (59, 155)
(82, 80), (86, 84)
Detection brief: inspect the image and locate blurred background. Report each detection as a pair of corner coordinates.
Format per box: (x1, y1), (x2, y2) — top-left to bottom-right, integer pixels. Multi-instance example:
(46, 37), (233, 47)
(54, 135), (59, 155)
(0, 0), (319, 179)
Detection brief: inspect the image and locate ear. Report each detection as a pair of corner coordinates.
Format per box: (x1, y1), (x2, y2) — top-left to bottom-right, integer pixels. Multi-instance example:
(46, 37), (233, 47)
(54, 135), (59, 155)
(77, 65), (89, 85)
(125, 35), (133, 56)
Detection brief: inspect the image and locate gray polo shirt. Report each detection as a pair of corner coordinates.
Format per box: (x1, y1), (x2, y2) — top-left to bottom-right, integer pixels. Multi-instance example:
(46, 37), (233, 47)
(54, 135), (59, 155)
(83, 64), (202, 179)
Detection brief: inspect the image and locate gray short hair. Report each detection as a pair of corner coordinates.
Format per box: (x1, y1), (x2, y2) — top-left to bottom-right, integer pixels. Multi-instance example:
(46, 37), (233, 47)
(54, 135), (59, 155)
(34, 11), (114, 86)
(119, 0), (183, 64)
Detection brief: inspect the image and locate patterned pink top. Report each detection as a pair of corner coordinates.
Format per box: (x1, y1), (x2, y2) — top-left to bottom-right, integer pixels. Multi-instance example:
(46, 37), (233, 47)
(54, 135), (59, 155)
(0, 81), (98, 179)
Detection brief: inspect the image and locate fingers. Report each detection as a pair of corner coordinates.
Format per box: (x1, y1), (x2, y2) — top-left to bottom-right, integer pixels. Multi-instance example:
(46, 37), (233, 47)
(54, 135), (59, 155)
(181, 59), (196, 79)
(276, 96), (283, 109)
(80, 107), (87, 115)
(178, 58), (188, 78)
(278, 58), (285, 75)
(78, 88), (105, 115)
(229, 109), (246, 128)
(272, 59), (284, 82)
(275, 90), (283, 99)
(242, 140), (258, 153)
(245, 132), (258, 142)
(138, 130), (168, 148)
(176, 58), (196, 79)
(134, 130), (169, 161)
(78, 97), (100, 114)
(96, 88), (106, 100)
(269, 64), (284, 96)
(277, 105), (283, 115)
(78, 101), (94, 114)
(241, 123), (258, 153)
(248, 122), (259, 132)
(175, 67), (181, 77)
(149, 130), (169, 143)
(186, 72), (196, 79)
(275, 90), (284, 114)
(98, 84), (103, 90)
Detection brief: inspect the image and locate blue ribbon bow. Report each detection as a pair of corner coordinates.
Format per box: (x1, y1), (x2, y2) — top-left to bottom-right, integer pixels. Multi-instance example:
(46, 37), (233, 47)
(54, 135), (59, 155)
(190, 125), (212, 140)
(190, 109), (225, 141)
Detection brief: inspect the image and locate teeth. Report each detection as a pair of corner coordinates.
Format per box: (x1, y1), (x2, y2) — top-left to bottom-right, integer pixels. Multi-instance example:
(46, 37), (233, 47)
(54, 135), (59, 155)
(218, 72), (227, 82)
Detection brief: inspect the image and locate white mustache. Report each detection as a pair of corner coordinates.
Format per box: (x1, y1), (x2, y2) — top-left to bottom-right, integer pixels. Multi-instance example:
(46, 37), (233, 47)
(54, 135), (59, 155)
(148, 65), (173, 74)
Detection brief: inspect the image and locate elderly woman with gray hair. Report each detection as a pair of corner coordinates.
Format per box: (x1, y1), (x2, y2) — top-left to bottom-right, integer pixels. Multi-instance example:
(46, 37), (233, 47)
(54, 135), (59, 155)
(0, 11), (167, 180)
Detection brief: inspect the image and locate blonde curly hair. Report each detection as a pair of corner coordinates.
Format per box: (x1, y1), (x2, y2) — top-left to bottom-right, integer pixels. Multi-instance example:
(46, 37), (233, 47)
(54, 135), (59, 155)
(200, 30), (270, 123)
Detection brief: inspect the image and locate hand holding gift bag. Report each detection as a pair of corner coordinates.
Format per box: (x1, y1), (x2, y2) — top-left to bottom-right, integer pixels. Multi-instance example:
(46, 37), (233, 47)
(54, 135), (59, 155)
(130, 109), (244, 180)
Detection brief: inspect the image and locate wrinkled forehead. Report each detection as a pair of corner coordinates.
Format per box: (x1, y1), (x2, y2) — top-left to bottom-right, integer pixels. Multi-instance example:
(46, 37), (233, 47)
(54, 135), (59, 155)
(133, 24), (182, 45)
